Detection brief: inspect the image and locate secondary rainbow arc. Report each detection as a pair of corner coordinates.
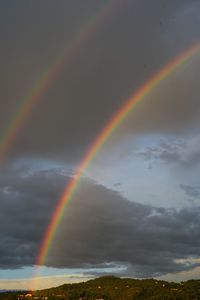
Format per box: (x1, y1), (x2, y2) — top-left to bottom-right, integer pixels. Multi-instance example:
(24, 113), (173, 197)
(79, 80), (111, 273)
(31, 42), (200, 290)
(0, 0), (117, 162)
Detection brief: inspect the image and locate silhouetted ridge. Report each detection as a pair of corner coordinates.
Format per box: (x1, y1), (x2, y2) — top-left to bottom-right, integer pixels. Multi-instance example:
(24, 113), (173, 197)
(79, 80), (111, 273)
(1, 276), (200, 299)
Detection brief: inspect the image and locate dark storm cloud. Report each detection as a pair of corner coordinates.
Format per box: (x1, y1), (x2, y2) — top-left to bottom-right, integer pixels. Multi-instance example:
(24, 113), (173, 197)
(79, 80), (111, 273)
(1, 0), (200, 161)
(1, 163), (200, 277)
(0, 164), (70, 268)
(48, 181), (200, 277)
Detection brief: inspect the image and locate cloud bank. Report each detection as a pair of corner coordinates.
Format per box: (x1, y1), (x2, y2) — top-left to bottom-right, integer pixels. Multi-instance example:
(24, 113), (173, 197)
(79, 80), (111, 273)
(0, 165), (200, 278)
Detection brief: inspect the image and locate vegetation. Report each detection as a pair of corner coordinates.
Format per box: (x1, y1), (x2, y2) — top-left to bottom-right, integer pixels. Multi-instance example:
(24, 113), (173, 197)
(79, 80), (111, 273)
(1, 276), (200, 299)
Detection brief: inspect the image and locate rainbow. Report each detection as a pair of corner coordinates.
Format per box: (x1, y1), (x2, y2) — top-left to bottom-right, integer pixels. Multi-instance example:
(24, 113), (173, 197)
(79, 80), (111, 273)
(31, 42), (200, 289)
(0, 0), (118, 162)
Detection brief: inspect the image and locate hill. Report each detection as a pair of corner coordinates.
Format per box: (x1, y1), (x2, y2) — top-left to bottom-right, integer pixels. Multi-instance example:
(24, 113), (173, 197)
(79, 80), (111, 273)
(1, 276), (200, 299)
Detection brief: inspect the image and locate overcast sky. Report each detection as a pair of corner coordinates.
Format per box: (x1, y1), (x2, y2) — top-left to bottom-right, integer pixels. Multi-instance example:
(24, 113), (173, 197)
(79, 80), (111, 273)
(1, 0), (200, 290)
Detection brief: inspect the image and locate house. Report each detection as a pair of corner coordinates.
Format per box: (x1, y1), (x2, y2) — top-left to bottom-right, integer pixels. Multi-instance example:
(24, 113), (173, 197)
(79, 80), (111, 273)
(25, 294), (33, 298)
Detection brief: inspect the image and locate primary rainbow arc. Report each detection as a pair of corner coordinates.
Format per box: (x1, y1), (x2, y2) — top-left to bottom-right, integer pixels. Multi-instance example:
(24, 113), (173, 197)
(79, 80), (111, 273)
(31, 42), (200, 290)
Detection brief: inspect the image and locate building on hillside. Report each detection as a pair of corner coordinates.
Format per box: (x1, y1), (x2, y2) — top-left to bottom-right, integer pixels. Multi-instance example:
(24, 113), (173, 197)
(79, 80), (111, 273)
(25, 294), (33, 298)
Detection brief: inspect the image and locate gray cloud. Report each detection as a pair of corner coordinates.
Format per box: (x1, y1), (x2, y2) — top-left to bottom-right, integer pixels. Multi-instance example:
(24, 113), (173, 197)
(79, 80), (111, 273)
(1, 163), (200, 277)
(137, 140), (183, 164)
(180, 184), (200, 198)
(137, 136), (200, 168)
(49, 182), (200, 277)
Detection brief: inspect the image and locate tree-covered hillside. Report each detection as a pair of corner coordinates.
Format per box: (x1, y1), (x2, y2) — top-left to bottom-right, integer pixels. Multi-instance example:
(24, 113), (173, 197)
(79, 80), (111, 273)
(1, 276), (200, 300)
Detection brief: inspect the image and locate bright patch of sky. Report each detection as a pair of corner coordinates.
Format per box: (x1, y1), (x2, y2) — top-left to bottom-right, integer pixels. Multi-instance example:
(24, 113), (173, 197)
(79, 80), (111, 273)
(0, 265), (126, 289)
(0, 267), (93, 280)
(87, 134), (199, 209)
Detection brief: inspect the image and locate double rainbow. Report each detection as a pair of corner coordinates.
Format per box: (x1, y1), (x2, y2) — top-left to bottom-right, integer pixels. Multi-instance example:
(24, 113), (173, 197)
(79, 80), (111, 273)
(0, 0), (199, 291)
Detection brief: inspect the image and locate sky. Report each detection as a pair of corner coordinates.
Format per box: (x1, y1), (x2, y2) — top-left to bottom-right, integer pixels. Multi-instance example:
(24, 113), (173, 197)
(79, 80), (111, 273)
(1, 0), (200, 290)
